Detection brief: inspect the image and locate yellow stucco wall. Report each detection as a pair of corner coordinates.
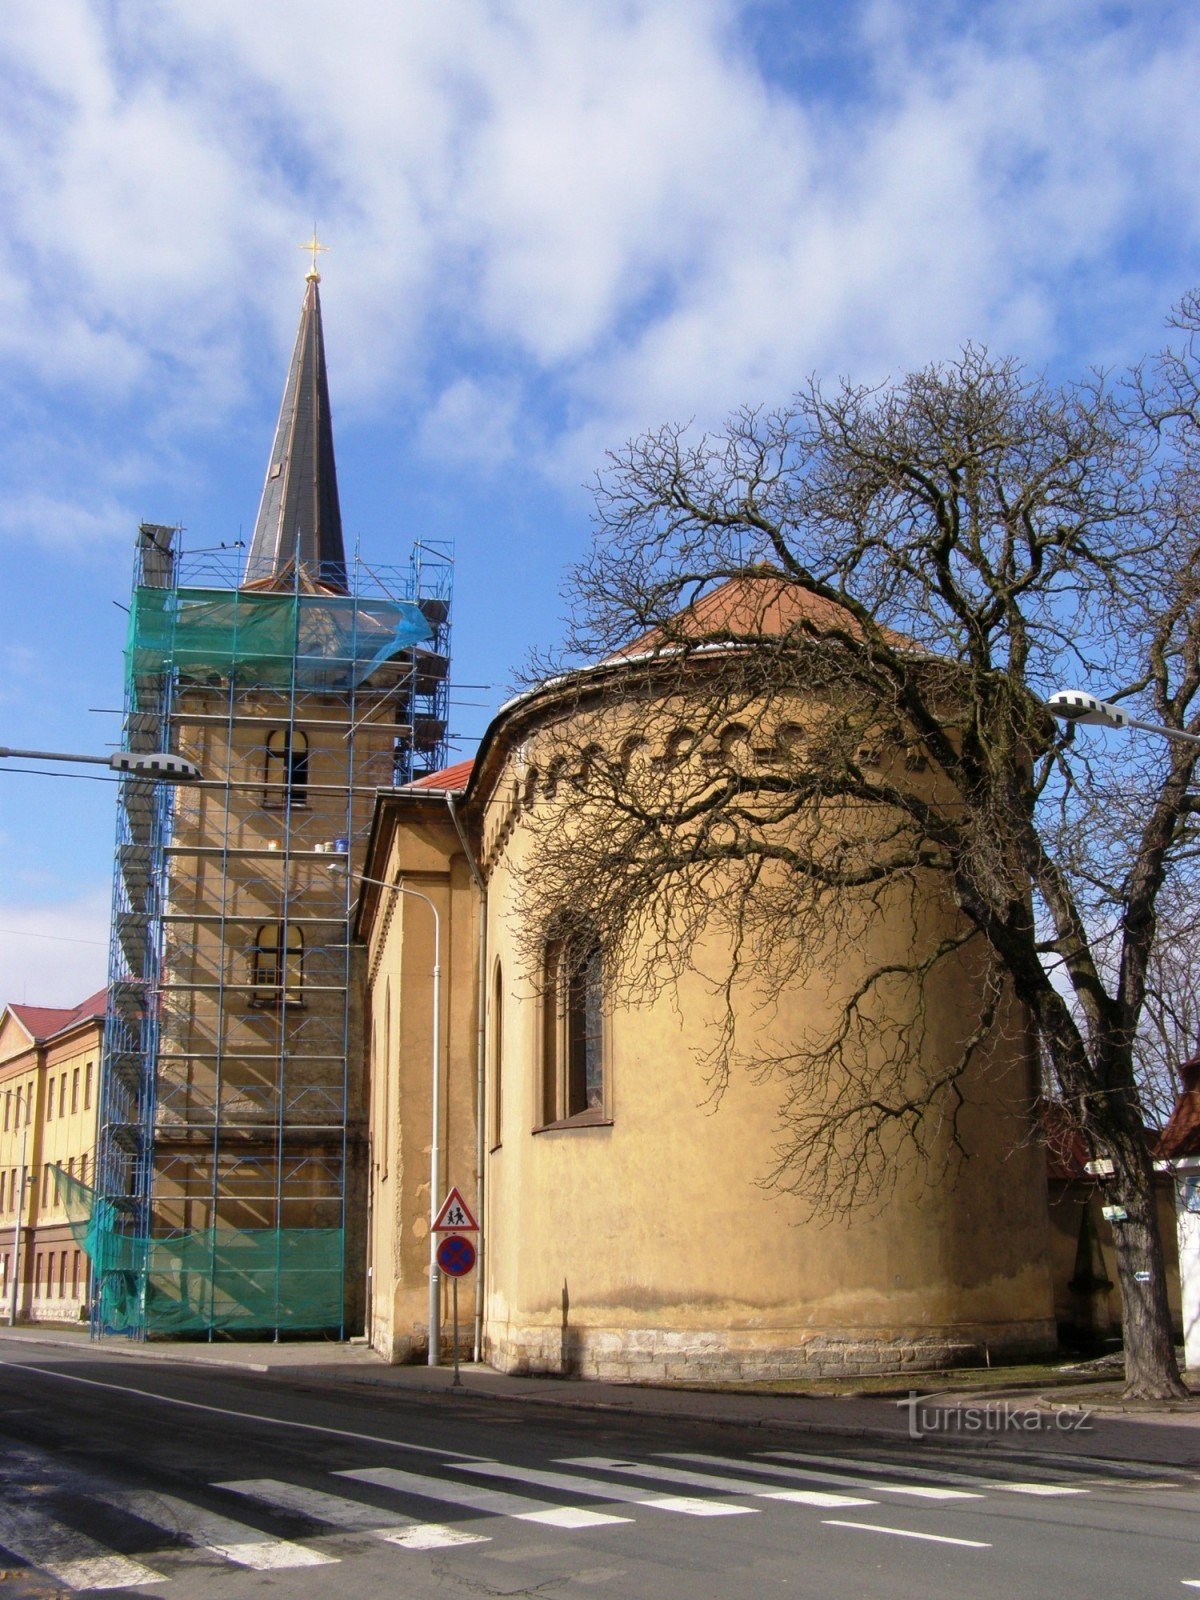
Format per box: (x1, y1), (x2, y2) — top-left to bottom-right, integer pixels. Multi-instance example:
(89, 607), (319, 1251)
(0, 1010), (101, 1322)
(361, 671), (1058, 1379)
(478, 749), (1055, 1380)
(362, 802), (480, 1361)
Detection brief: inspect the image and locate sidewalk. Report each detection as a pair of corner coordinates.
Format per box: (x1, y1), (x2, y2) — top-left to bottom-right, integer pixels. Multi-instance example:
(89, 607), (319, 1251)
(4, 1323), (1200, 1472)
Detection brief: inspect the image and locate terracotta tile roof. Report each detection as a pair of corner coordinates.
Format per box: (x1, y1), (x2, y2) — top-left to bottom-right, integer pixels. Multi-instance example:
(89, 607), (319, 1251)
(406, 758), (474, 793)
(1157, 1059), (1200, 1159)
(1041, 1100), (1092, 1182)
(613, 576), (910, 659)
(7, 987), (106, 1044)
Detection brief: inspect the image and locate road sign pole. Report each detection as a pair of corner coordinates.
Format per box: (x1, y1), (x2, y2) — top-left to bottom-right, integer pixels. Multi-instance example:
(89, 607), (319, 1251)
(452, 1277), (461, 1388)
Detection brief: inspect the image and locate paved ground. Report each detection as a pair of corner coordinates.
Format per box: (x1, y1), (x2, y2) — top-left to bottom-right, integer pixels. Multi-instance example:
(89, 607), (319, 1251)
(4, 1323), (1200, 1469)
(3, 1331), (1199, 1599)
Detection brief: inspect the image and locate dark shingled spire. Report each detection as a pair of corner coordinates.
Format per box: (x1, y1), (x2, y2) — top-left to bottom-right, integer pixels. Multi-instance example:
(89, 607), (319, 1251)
(243, 272), (347, 590)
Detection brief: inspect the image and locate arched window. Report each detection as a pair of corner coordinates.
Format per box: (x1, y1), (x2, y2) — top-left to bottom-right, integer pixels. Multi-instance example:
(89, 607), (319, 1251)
(264, 729), (309, 806)
(251, 923), (304, 1006)
(540, 931), (606, 1127)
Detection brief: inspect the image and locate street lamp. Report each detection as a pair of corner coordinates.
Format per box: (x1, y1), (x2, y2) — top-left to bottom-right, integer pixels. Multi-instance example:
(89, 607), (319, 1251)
(1045, 690), (1200, 748)
(328, 861), (445, 1367)
(0, 746), (205, 780)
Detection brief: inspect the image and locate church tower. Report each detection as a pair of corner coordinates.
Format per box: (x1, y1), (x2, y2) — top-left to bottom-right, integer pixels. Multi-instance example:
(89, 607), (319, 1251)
(92, 263), (452, 1338)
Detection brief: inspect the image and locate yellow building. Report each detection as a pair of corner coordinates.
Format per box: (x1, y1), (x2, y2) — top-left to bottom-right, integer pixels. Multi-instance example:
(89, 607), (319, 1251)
(358, 585), (1058, 1379)
(0, 991), (104, 1322)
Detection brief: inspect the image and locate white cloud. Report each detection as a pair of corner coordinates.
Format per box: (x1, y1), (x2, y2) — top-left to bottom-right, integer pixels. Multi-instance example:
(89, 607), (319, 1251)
(0, 490), (134, 551)
(417, 376), (524, 470)
(0, 885), (109, 1008)
(0, 0), (1197, 493)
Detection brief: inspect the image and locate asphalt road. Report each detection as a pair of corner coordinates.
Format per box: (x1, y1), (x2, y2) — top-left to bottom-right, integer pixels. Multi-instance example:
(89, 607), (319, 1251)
(1, 1338), (1198, 1599)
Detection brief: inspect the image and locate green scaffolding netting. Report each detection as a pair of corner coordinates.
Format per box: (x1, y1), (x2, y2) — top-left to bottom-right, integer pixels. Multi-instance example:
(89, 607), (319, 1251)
(126, 585), (432, 695)
(57, 1166), (344, 1334)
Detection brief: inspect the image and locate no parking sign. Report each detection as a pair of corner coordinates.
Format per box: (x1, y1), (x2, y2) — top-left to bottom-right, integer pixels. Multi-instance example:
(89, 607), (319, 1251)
(436, 1234), (476, 1277)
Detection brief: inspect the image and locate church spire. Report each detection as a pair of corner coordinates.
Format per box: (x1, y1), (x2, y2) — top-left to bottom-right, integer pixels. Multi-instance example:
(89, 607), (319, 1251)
(243, 259), (347, 591)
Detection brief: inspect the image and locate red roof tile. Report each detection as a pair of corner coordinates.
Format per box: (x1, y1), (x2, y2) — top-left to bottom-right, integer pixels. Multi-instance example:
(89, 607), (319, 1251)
(7, 987), (106, 1044)
(407, 759), (473, 793)
(1158, 1059), (1200, 1159)
(613, 576), (911, 659)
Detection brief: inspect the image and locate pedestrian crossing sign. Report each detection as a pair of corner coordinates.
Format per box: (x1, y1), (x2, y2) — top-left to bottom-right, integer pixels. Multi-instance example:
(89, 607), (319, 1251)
(432, 1186), (478, 1232)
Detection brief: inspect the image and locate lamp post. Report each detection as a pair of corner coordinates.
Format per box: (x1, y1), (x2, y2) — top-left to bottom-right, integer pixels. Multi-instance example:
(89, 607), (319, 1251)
(329, 862), (444, 1366)
(0, 747), (205, 780)
(5, 1087), (28, 1326)
(1045, 690), (1200, 748)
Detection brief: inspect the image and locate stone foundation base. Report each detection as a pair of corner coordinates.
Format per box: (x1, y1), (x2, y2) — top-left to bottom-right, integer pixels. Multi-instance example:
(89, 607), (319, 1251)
(484, 1320), (1057, 1382)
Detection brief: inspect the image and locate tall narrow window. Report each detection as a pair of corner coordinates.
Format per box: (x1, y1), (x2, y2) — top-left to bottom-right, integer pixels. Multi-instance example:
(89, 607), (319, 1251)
(566, 940), (604, 1116)
(490, 962), (504, 1150)
(264, 729), (309, 806)
(251, 923), (305, 1006)
(71, 1068), (79, 1113)
(84, 1062), (93, 1111)
(540, 931), (607, 1127)
(58, 1076), (67, 1118)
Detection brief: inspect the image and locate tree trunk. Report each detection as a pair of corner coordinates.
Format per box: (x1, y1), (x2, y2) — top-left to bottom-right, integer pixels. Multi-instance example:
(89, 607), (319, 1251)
(1109, 1159), (1189, 1400)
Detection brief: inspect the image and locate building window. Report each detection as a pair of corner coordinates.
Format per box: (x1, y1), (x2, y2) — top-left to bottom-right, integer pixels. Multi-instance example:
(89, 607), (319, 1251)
(59, 1076), (67, 1118)
(264, 728), (309, 807)
(46, 1081), (54, 1122)
(251, 923), (305, 1006)
(490, 962), (503, 1150)
(80, 1153), (88, 1188)
(85, 1062), (93, 1110)
(72, 1068), (79, 1113)
(540, 931), (607, 1127)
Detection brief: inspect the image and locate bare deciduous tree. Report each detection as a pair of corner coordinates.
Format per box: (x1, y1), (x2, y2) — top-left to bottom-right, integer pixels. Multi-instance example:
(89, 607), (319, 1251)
(516, 337), (1200, 1400)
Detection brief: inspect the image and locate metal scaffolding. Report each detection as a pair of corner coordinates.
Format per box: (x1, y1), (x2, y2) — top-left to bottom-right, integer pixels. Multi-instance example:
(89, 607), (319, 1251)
(92, 524), (452, 1337)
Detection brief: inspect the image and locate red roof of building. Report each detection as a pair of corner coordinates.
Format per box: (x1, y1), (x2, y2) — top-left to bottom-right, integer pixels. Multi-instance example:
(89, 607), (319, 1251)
(1158, 1059), (1200, 1160)
(613, 576), (912, 660)
(7, 987), (106, 1044)
(407, 759), (474, 793)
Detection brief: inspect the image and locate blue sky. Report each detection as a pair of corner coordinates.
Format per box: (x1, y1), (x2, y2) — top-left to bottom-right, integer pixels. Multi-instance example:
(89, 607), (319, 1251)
(2, 0), (1199, 1004)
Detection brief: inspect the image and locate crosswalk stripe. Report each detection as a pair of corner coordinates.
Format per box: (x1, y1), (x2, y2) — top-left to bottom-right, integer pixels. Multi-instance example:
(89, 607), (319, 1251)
(453, 1458), (757, 1518)
(978, 1481), (1090, 1496)
(560, 1455), (874, 1508)
(219, 1477), (489, 1549)
(337, 1466), (631, 1529)
(108, 1488), (337, 1569)
(676, 1452), (982, 1500)
(823, 1518), (991, 1549)
(0, 1501), (164, 1591)
(760, 1449), (1089, 1498)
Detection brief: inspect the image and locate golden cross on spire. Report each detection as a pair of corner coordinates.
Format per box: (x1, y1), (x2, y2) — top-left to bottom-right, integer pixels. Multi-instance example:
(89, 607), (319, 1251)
(300, 229), (329, 281)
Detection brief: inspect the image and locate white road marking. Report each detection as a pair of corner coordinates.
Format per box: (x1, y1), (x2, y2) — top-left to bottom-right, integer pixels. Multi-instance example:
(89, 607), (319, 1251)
(219, 1477), (489, 1549)
(338, 1465), (631, 1530)
(1181, 1580), (1200, 1588)
(760, 1448), (1089, 1497)
(823, 1519), (991, 1549)
(0, 1357), (469, 1458)
(454, 1458), (756, 1518)
(0, 1500), (164, 1590)
(978, 1481), (1090, 1496)
(109, 1488), (336, 1569)
(560, 1455), (873, 1508)
(674, 1451), (981, 1500)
